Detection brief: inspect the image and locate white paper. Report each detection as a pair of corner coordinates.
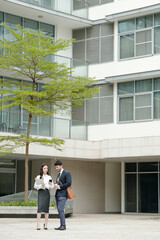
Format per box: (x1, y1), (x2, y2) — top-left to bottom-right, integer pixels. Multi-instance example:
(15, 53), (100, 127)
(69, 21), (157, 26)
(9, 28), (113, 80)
(35, 178), (44, 185)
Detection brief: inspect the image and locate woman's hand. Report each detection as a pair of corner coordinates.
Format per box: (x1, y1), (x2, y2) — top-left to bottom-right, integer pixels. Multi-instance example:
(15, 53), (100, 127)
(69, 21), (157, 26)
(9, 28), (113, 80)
(42, 183), (45, 187)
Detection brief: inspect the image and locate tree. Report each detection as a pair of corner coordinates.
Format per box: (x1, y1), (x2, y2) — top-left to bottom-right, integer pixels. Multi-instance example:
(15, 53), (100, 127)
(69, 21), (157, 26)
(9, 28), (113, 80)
(0, 23), (98, 200)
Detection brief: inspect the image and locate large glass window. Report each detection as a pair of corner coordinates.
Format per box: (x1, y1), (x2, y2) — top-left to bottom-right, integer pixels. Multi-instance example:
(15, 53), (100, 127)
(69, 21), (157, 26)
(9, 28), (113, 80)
(119, 97), (133, 121)
(125, 174), (137, 212)
(0, 12), (4, 41)
(138, 173), (158, 213)
(87, 0), (113, 7)
(120, 34), (134, 59)
(39, 22), (55, 38)
(119, 13), (160, 59)
(0, 11), (55, 39)
(72, 83), (113, 125)
(24, 18), (39, 31)
(125, 162), (159, 214)
(0, 160), (16, 197)
(73, 23), (114, 64)
(118, 78), (160, 122)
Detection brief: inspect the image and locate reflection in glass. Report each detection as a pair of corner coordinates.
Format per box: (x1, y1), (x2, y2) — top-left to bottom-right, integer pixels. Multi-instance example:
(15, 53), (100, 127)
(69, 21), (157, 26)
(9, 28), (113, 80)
(154, 13), (160, 26)
(39, 116), (51, 137)
(135, 94), (151, 107)
(119, 19), (135, 33)
(119, 97), (133, 121)
(125, 174), (137, 212)
(118, 82), (134, 95)
(24, 18), (39, 31)
(138, 162), (158, 172)
(136, 43), (151, 56)
(86, 98), (99, 124)
(54, 118), (70, 139)
(135, 107), (151, 120)
(154, 78), (160, 90)
(135, 79), (152, 93)
(154, 92), (160, 119)
(136, 30), (151, 44)
(0, 160), (15, 168)
(136, 15), (153, 29)
(154, 27), (160, 54)
(125, 163), (136, 172)
(120, 34), (134, 59)
(138, 173), (158, 213)
(0, 173), (15, 197)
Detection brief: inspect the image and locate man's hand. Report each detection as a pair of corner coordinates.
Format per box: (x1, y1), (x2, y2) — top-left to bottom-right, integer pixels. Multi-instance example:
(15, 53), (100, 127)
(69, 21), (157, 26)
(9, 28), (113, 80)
(54, 184), (59, 190)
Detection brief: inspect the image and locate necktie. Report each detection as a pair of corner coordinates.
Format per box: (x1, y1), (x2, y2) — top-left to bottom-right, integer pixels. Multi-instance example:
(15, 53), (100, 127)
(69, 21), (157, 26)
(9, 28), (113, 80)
(57, 173), (60, 183)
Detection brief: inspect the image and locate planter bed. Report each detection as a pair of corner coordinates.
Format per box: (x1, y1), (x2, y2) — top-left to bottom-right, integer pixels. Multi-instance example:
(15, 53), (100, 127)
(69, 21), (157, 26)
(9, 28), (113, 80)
(0, 203), (73, 218)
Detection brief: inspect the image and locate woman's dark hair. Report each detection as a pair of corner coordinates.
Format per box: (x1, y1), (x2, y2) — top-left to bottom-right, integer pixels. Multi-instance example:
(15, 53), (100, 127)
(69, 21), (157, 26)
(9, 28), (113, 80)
(40, 163), (49, 179)
(54, 160), (62, 166)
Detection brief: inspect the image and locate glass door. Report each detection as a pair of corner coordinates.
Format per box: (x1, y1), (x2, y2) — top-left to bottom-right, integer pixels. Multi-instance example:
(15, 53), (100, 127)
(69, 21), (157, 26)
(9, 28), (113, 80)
(0, 160), (16, 197)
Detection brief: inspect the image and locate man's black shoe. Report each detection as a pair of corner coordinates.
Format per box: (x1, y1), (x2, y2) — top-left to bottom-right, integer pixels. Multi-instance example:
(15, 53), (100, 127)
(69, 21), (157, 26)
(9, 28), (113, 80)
(59, 226), (66, 230)
(54, 226), (61, 230)
(54, 226), (66, 230)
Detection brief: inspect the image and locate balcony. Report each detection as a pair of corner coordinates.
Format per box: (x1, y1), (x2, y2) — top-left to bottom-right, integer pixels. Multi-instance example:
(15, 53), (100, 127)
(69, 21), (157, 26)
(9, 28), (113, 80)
(18, 0), (89, 18)
(47, 54), (88, 78)
(0, 111), (88, 140)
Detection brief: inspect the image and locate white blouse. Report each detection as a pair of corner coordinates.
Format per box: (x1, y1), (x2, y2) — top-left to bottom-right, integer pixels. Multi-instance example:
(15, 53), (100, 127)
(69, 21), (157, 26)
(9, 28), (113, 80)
(34, 174), (54, 190)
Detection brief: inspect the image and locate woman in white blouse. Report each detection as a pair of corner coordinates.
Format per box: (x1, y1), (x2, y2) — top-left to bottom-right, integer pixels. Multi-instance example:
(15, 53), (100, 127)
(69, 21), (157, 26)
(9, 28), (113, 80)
(34, 163), (54, 230)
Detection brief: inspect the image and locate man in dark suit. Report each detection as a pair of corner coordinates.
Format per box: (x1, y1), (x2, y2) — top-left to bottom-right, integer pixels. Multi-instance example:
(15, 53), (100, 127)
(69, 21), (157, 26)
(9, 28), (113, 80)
(54, 160), (71, 230)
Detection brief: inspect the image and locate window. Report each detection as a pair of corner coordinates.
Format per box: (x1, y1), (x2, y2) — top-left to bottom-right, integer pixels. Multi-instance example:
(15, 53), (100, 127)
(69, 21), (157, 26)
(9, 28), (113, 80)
(5, 14), (22, 41)
(39, 23), (55, 38)
(0, 11), (55, 39)
(118, 13), (160, 59)
(87, 0), (113, 7)
(119, 97), (133, 121)
(118, 78), (160, 122)
(73, 23), (114, 64)
(72, 83), (113, 125)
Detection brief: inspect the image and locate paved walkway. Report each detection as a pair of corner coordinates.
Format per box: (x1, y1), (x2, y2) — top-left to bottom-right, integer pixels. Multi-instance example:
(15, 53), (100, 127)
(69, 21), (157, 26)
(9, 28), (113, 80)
(0, 214), (160, 240)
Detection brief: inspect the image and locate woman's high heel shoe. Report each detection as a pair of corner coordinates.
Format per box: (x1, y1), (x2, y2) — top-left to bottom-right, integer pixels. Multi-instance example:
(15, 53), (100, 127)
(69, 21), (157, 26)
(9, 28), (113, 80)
(43, 223), (48, 230)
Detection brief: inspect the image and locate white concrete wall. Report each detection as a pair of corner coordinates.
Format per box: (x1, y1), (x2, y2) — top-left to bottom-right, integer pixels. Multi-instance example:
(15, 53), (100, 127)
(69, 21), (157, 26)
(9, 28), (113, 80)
(89, 52), (160, 81)
(89, 0), (160, 20)
(105, 163), (121, 212)
(31, 158), (105, 214)
(55, 24), (72, 58)
(54, 159), (105, 214)
(88, 120), (160, 141)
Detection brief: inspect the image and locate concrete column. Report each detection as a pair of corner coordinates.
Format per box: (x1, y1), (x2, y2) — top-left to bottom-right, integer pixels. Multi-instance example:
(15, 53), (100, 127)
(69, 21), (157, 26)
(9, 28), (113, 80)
(121, 161), (125, 213)
(114, 20), (118, 62)
(113, 82), (117, 124)
(105, 163), (121, 213)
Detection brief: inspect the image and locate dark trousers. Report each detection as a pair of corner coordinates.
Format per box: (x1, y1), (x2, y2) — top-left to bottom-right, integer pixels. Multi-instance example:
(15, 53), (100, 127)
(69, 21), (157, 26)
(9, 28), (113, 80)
(56, 196), (67, 227)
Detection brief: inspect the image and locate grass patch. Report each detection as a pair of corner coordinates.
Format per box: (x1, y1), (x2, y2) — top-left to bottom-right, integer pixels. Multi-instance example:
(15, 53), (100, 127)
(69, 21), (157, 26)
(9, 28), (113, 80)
(0, 200), (56, 207)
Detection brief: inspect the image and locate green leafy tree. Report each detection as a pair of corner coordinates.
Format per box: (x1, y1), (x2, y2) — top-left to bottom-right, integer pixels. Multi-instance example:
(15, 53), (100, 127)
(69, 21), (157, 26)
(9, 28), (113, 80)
(0, 23), (98, 200)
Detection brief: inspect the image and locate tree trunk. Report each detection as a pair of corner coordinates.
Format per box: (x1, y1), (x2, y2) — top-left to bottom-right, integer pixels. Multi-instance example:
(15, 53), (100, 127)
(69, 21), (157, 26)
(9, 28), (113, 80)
(24, 112), (32, 201)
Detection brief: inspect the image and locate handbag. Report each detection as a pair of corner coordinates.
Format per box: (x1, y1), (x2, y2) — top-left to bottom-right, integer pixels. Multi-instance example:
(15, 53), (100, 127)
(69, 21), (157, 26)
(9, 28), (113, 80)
(66, 186), (76, 199)
(58, 178), (75, 199)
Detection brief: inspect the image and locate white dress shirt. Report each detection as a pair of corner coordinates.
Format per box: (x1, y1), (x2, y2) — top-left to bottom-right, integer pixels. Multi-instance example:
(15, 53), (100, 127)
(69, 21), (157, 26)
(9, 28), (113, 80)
(56, 168), (64, 190)
(59, 169), (64, 177)
(34, 174), (54, 190)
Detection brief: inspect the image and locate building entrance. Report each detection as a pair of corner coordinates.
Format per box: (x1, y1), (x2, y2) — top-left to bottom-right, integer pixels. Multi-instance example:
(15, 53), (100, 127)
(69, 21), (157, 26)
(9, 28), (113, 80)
(125, 162), (158, 213)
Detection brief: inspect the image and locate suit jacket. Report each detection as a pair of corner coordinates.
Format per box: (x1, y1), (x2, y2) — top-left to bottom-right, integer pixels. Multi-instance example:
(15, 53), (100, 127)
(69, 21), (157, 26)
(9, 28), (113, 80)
(55, 170), (72, 198)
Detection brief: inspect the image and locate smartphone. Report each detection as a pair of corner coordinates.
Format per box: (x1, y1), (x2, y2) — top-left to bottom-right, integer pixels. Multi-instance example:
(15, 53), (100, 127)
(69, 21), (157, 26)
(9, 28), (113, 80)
(49, 179), (52, 182)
